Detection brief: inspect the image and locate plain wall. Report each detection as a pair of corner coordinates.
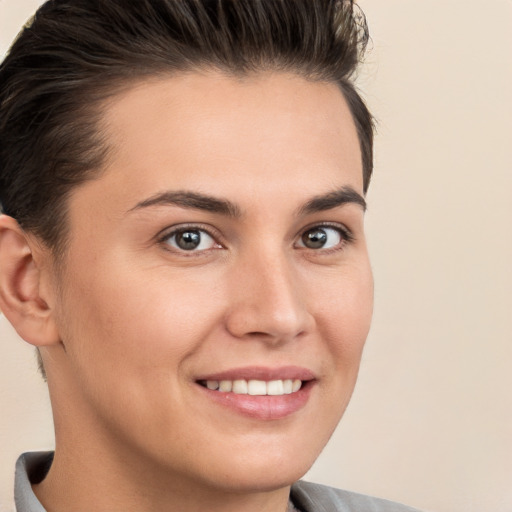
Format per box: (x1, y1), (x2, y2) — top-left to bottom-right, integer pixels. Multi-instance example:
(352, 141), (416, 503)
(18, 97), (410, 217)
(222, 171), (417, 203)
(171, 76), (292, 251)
(1, 1), (511, 511)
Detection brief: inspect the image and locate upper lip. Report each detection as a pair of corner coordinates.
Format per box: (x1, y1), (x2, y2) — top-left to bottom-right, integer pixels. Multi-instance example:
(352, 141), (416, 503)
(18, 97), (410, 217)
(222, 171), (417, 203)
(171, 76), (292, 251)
(196, 366), (316, 382)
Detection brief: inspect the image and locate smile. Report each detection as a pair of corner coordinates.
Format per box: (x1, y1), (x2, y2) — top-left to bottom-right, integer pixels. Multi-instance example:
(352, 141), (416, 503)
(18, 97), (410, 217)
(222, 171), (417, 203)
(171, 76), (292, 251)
(199, 379), (303, 396)
(195, 366), (315, 419)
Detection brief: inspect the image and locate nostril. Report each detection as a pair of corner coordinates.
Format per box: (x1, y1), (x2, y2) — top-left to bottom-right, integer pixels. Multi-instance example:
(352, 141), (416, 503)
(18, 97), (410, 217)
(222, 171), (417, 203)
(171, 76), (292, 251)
(246, 331), (272, 337)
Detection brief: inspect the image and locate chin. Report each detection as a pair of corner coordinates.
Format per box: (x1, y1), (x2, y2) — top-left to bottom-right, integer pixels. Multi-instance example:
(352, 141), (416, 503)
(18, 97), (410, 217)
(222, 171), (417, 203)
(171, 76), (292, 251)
(194, 436), (325, 494)
(206, 461), (312, 494)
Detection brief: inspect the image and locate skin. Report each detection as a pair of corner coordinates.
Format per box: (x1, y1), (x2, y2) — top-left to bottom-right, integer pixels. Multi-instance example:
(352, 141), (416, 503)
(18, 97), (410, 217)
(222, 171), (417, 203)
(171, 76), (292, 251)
(0, 71), (373, 512)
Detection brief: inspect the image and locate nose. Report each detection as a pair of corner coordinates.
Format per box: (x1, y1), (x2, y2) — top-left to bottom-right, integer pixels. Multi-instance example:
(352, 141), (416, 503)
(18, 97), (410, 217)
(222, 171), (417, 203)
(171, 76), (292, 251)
(224, 251), (314, 344)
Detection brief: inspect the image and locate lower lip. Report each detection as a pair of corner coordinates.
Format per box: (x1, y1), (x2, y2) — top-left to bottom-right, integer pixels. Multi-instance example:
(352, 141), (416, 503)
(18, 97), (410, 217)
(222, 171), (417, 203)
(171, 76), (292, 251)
(196, 381), (314, 420)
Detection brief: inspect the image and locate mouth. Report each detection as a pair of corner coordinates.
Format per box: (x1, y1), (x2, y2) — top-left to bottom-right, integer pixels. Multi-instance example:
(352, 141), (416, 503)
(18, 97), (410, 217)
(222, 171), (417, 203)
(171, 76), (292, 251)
(195, 367), (315, 420)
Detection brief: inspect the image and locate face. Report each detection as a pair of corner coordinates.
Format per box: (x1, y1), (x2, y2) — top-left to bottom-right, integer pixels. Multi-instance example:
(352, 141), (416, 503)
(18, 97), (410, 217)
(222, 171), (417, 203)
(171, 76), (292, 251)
(46, 71), (373, 493)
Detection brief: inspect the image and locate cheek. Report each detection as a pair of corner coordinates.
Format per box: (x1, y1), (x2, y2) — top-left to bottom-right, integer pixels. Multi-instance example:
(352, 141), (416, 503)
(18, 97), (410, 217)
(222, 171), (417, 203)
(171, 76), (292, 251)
(314, 262), (374, 366)
(57, 260), (220, 385)
(53, 264), (226, 445)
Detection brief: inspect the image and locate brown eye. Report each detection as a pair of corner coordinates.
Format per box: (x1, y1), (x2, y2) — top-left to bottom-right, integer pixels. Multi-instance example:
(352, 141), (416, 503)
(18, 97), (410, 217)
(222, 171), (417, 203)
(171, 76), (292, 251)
(298, 226), (343, 250)
(164, 229), (217, 252)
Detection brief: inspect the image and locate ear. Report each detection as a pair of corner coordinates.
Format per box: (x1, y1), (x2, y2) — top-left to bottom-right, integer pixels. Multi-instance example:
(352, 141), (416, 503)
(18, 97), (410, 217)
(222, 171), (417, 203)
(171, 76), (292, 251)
(0, 214), (60, 346)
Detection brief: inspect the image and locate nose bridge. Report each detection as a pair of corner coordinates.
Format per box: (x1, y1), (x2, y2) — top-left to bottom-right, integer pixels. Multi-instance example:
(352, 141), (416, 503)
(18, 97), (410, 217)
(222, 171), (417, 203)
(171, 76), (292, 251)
(225, 246), (312, 341)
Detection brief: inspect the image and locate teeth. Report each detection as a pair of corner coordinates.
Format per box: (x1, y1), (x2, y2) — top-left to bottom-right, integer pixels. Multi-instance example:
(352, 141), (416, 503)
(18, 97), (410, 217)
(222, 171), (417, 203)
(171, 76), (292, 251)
(219, 380), (232, 392)
(267, 380), (284, 395)
(283, 379), (293, 394)
(248, 379), (267, 395)
(203, 379), (303, 396)
(232, 379), (248, 394)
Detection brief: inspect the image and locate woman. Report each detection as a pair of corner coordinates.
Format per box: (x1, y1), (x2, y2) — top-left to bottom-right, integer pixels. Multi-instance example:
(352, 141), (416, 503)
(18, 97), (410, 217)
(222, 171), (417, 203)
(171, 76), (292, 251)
(0, 1), (421, 510)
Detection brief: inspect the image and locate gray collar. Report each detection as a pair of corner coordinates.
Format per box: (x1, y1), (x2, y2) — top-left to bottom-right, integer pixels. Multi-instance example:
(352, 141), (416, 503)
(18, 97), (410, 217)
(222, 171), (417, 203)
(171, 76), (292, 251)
(14, 452), (52, 512)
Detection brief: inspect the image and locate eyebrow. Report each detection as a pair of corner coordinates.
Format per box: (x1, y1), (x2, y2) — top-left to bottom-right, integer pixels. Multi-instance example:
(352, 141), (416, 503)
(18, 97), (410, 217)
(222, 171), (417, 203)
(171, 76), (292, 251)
(298, 186), (367, 215)
(128, 185), (366, 217)
(128, 190), (242, 217)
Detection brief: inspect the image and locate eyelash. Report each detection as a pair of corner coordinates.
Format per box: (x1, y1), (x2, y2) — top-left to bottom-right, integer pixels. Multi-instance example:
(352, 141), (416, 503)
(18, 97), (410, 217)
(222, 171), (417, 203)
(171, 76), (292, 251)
(297, 222), (355, 253)
(157, 223), (222, 256)
(157, 222), (354, 255)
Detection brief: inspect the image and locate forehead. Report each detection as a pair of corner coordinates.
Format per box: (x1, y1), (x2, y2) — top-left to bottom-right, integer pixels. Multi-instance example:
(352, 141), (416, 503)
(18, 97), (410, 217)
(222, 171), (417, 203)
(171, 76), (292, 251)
(72, 71), (363, 219)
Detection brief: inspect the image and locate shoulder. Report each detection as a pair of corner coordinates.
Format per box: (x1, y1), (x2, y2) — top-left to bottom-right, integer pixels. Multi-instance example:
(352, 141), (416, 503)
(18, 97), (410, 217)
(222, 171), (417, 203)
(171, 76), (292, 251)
(291, 480), (425, 512)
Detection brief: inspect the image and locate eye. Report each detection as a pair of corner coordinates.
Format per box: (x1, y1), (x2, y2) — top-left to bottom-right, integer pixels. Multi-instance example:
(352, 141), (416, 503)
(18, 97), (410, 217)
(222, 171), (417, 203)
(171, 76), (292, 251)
(163, 228), (219, 252)
(297, 226), (348, 250)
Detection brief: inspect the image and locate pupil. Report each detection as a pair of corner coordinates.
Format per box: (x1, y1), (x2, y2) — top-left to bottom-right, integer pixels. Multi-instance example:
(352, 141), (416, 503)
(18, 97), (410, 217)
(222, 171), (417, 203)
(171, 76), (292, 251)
(176, 230), (201, 250)
(303, 228), (327, 249)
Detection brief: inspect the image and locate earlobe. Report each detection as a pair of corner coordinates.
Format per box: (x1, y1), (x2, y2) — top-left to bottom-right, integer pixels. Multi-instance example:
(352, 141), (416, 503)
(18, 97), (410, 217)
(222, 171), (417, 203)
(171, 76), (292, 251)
(0, 215), (60, 347)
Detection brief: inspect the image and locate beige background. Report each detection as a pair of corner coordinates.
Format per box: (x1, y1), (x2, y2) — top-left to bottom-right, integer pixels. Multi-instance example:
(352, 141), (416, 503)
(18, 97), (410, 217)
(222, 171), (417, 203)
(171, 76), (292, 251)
(1, 1), (511, 511)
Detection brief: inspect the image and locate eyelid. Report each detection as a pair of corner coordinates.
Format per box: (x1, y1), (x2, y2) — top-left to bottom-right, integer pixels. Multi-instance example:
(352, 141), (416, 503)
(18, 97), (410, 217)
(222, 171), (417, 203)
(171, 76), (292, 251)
(156, 223), (225, 252)
(154, 221), (354, 254)
(295, 222), (355, 249)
